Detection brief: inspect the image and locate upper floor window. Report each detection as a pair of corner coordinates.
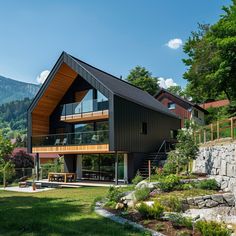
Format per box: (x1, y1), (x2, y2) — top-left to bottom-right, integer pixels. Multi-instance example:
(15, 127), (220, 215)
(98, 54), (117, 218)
(168, 102), (176, 110)
(194, 109), (199, 118)
(141, 122), (147, 135)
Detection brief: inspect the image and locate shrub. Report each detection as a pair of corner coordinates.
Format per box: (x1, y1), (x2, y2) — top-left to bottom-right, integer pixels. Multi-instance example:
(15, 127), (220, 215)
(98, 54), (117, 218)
(135, 187), (150, 201)
(132, 172), (143, 185)
(195, 179), (219, 190)
(180, 183), (193, 190)
(158, 174), (181, 192)
(107, 186), (123, 202)
(162, 196), (183, 212)
(167, 213), (193, 229)
(137, 201), (164, 219)
(195, 220), (232, 236)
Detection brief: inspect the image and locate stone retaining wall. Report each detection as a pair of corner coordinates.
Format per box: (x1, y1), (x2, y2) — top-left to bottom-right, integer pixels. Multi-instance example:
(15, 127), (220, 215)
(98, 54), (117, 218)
(185, 193), (235, 209)
(193, 141), (236, 193)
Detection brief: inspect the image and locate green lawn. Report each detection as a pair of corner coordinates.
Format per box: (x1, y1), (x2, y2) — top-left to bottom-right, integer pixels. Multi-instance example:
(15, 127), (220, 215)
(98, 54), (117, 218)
(0, 187), (143, 236)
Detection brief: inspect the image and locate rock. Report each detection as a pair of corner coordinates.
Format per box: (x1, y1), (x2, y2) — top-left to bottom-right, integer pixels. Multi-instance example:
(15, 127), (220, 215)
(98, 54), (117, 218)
(198, 201), (205, 209)
(221, 181), (228, 190)
(149, 189), (161, 197)
(205, 199), (219, 208)
(127, 200), (135, 208)
(193, 196), (203, 204)
(115, 202), (124, 210)
(121, 191), (136, 201)
(223, 193), (235, 206)
(143, 201), (154, 207)
(211, 194), (224, 204)
(135, 180), (159, 190)
(203, 195), (211, 200)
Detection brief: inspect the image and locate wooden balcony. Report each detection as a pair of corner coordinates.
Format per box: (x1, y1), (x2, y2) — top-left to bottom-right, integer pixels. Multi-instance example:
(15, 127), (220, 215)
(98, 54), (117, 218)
(32, 144), (110, 154)
(61, 110), (109, 123)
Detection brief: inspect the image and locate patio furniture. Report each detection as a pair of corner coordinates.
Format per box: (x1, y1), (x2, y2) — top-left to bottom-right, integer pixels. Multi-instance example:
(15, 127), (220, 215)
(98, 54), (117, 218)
(48, 172), (77, 183)
(54, 138), (61, 145)
(19, 181), (27, 188)
(62, 138), (67, 145)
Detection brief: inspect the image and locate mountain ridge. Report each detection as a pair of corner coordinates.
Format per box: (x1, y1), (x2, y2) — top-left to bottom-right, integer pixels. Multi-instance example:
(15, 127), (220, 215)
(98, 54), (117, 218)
(0, 75), (40, 105)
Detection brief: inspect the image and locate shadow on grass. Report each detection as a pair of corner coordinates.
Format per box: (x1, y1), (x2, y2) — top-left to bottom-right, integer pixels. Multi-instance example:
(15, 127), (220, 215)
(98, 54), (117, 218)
(0, 195), (141, 236)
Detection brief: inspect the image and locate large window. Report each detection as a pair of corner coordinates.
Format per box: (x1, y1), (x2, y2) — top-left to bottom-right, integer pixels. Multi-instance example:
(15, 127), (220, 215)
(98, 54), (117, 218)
(82, 154), (124, 181)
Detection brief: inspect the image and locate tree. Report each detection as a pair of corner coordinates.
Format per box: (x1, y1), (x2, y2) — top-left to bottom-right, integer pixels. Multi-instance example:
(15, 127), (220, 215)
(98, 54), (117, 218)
(0, 132), (14, 187)
(167, 85), (186, 97)
(183, 1), (236, 103)
(10, 149), (34, 168)
(127, 66), (159, 95)
(164, 121), (199, 175)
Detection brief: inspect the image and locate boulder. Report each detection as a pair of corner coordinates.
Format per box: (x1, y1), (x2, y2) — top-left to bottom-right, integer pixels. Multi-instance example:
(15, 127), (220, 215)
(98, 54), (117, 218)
(135, 180), (159, 190)
(223, 193), (235, 206)
(198, 201), (205, 209)
(211, 194), (224, 204)
(115, 202), (124, 210)
(121, 191), (136, 201)
(205, 199), (219, 208)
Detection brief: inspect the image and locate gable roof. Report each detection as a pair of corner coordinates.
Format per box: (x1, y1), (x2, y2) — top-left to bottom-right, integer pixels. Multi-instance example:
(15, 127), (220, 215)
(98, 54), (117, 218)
(155, 88), (208, 114)
(29, 52), (179, 119)
(70, 54), (179, 119)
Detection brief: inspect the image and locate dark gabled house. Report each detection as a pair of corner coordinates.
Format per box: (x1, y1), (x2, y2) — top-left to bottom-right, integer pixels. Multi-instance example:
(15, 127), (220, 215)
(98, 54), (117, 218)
(28, 52), (180, 183)
(154, 88), (208, 128)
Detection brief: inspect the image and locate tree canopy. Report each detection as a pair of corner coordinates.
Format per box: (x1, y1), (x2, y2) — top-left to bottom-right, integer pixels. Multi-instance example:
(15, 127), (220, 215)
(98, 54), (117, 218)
(183, 1), (236, 103)
(127, 66), (159, 95)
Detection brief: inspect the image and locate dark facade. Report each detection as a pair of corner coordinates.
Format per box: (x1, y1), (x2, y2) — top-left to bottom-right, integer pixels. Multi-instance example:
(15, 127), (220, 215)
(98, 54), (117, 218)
(28, 52), (181, 182)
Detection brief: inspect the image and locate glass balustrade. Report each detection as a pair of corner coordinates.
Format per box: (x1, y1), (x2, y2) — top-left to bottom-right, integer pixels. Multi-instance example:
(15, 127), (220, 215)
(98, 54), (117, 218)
(61, 99), (109, 116)
(32, 130), (109, 147)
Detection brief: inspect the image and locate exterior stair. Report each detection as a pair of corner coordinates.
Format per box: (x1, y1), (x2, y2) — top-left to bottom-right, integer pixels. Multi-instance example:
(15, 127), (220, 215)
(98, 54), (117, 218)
(138, 140), (176, 178)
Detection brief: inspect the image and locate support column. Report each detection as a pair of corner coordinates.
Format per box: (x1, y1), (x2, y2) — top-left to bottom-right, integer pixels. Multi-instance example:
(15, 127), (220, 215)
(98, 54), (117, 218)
(76, 155), (83, 179)
(35, 153), (40, 181)
(115, 152), (119, 185)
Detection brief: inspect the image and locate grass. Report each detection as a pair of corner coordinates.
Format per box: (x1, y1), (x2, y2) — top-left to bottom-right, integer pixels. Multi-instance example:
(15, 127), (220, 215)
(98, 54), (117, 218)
(0, 187), (143, 236)
(152, 189), (217, 201)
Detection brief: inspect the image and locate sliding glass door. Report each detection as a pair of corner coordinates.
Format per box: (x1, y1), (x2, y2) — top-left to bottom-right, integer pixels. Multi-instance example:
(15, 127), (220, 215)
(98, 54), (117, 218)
(81, 154), (124, 181)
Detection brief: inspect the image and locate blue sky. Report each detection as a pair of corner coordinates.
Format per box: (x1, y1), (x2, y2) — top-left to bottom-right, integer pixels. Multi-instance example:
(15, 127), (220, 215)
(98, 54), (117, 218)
(0, 0), (232, 88)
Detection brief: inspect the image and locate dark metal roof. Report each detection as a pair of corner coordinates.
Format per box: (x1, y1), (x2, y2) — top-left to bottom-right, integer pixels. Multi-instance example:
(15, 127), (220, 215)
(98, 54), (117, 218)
(154, 88), (208, 114)
(70, 54), (179, 119)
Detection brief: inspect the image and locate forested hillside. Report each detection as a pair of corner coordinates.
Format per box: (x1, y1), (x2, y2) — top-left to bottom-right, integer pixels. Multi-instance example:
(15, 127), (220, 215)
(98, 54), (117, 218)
(0, 98), (32, 138)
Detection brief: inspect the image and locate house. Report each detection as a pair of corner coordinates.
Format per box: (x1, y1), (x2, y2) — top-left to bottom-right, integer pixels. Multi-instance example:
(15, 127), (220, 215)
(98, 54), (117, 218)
(200, 99), (230, 109)
(154, 88), (208, 127)
(27, 52), (180, 183)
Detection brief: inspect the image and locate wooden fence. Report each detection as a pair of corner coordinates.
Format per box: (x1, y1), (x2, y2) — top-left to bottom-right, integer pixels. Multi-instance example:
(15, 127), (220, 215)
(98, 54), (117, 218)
(194, 117), (236, 144)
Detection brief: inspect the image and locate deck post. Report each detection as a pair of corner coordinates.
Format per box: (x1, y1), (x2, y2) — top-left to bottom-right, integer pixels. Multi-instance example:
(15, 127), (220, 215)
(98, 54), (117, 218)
(115, 152), (119, 185)
(35, 153), (40, 181)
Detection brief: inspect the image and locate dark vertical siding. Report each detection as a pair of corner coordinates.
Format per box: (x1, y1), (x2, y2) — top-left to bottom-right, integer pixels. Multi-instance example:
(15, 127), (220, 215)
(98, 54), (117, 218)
(113, 96), (181, 153)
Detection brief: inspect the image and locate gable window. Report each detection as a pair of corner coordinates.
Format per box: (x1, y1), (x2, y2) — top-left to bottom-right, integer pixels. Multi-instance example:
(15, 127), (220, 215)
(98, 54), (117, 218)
(141, 122), (147, 135)
(194, 109), (198, 118)
(168, 102), (176, 110)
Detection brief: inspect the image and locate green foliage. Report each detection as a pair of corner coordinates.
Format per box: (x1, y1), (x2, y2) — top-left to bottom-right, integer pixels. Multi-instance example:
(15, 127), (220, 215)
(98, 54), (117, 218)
(0, 98), (32, 139)
(195, 220), (232, 236)
(158, 174), (181, 192)
(164, 122), (199, 175)
(195, 179), (219, 190)
(41, 159), (63, 179)
(167, 85), (187, 97)
(132, 172), (143, 185)
(137, 201), (164, 219)
(135, 187), (150, 201)
(161, 196), (183, 212)
(183, 2), (236, 104)
(107, 186), (123, 202)
(167, 213), (193, 229)
(126, 66), (159, 95)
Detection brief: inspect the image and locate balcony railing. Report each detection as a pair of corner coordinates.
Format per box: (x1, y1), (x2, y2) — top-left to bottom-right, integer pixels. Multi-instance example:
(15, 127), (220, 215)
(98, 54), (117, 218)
(32, 130), (109, 147)
(61, 99), (109, 117)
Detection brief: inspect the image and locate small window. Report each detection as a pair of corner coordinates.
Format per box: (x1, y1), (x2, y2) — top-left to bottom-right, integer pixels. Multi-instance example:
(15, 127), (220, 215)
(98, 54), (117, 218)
(141, 122), (147, 135)
(168, 102), (176, 110)
(194, 110), (198, 118)
(170, 129), (178, 139)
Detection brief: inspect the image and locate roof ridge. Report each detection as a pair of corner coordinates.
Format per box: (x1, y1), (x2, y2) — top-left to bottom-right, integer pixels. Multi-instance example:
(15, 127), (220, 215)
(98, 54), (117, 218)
(69, 54), (148, 92)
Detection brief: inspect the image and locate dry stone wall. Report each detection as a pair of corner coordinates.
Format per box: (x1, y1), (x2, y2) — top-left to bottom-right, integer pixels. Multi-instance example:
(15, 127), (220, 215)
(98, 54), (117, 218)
(193, 141), (236, 193)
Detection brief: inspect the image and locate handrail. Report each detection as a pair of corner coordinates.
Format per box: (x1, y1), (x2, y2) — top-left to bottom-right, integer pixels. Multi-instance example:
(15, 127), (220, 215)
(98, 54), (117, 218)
(151, 140), (167, 165)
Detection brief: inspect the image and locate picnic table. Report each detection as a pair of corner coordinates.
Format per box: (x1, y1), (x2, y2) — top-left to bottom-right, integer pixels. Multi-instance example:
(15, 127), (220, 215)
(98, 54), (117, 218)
(48, 172), (77, 183)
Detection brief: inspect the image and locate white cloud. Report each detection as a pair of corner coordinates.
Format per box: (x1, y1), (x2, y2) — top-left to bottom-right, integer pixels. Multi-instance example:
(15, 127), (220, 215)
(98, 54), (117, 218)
(166, 38), (183, 49)
(158, 77), (177, 89)
(36, 70), (50, 84)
